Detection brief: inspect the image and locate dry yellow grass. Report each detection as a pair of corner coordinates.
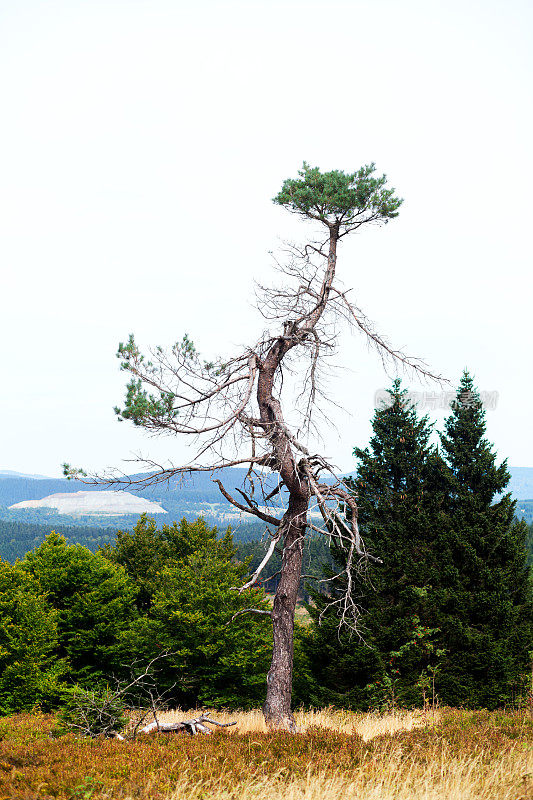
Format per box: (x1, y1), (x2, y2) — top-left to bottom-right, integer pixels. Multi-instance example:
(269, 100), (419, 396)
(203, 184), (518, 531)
(154, 707), (531, 800)
(165, 749), (531, 800)
(1, 709), (530, 800)
(158, 705), (438, 740)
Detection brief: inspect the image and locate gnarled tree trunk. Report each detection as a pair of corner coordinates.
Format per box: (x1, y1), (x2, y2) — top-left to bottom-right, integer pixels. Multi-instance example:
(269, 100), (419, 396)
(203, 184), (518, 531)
(263, 494), (308, 730)
(90, 163), (438, 733)
(256, 228), (337, 729)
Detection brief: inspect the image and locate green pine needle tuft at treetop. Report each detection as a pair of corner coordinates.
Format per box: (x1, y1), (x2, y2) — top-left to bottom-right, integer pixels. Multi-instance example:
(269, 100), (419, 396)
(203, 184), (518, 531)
(273, 163), (403, 229)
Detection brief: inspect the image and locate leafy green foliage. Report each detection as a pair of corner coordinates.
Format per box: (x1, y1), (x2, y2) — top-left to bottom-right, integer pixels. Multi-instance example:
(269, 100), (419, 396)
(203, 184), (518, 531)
(0, 560), (64, 714)
(103, 514), (236, 610)
(365, 613), (446, 712)
(0, 516), (273, 712)
(113, 516), (272, 708)
(273, 162), (403, 229)
(100, 514), (167, 611)
(21, 533), (137, 685)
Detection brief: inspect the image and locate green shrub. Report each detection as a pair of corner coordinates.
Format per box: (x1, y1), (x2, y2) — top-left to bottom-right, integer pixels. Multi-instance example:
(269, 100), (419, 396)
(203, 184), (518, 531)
(57, 685), (128, 738)
(0, 559), (64, 714)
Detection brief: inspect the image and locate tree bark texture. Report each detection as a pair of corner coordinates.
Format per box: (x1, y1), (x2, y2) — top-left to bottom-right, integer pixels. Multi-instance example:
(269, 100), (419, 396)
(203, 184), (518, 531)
(258, 229), (338, 729)
(263, 494), (307, 730)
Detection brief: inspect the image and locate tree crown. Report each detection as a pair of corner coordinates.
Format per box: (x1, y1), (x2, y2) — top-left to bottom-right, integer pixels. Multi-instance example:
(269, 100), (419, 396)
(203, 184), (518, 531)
(273, 162), (403, 231)
(440, 370), (510, 504)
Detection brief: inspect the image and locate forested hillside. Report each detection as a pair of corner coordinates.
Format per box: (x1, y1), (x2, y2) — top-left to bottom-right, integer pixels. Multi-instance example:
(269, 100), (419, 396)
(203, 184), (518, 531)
(0, 519), (119, 562)
(0, 468), (287, 532)
(1, 465), (531, 530)
(515, 498), (533, 523)
(0, 468), (283, 509)
(0, 516), (281, 562)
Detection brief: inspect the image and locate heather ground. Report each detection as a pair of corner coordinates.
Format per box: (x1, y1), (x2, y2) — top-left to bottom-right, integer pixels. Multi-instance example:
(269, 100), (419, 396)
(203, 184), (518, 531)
(0, 708), (530, 800)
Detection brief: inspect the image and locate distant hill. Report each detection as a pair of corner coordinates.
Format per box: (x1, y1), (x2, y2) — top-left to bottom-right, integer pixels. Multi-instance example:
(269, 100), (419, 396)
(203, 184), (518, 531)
(0, 469), (52, 480)
(514, 499), (533, 524)
(1, 466), (531, 563)
(506, 467), (533, 500)
(1, 465), (532, 529)
(0, 467), (283, 530)
(0, 466), (274, 505)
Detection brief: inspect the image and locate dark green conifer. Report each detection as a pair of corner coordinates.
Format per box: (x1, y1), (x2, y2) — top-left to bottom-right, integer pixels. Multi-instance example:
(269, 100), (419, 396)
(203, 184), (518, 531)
(307, 373), (532, 710)
(306, 380), (448, 709)
(437, 371), (532, 707)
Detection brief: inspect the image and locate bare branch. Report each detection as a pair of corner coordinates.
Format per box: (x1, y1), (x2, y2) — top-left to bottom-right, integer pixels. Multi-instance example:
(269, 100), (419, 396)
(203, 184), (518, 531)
(228, 608), (272, 623)
(232, 528), (283, 592)
(213, 479), (281, 527)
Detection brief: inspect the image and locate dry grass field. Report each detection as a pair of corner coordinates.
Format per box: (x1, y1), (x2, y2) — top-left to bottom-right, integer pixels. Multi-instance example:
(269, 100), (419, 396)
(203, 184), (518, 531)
(0, 707), (530, 800)
(157, 706), (436, 739)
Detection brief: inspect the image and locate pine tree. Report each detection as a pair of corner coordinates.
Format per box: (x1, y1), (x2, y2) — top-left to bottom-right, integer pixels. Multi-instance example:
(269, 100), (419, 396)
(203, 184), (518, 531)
(306, 380), (449, 709)
(437, 371), (532, 707)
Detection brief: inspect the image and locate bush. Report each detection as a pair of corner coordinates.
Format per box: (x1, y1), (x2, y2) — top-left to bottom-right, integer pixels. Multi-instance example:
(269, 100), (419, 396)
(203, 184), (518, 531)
(0, 559), (64, 714)
(22, 532), (137, 685)
(57, 685), (128, 738)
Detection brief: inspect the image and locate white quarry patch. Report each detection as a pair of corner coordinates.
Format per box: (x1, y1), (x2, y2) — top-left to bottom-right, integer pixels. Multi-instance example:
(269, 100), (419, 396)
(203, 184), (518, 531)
(9, 490), (167, 516)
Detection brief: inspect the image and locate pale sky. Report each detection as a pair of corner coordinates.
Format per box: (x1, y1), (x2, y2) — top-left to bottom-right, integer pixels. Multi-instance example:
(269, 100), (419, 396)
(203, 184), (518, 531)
(1, 0), (531, 478)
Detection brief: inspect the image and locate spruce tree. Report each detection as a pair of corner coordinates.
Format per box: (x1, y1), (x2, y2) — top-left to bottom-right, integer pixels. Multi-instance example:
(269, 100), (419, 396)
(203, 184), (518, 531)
(306, 380), (449, 709)
(437, 371), (532, 707)
(306, 373), (532, 710)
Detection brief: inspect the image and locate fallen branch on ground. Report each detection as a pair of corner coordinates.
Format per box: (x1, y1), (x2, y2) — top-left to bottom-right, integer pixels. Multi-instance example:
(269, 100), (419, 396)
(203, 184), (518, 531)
(137, 713), (237, 737)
